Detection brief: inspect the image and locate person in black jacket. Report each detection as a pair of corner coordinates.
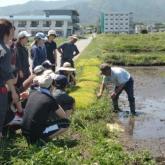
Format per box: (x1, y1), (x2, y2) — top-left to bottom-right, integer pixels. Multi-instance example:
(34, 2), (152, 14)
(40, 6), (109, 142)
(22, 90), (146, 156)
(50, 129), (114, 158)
(16, 31), (31, 88)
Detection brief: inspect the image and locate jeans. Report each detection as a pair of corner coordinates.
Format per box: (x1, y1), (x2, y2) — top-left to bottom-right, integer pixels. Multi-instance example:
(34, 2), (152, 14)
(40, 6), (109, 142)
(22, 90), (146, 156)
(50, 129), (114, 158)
(112, 77), (135, 114)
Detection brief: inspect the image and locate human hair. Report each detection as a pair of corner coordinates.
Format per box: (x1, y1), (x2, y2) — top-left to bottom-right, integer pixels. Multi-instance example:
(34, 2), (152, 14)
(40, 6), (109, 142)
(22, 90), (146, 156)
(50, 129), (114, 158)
(100, 63), (111, 72)
(0, 19), (13, 41)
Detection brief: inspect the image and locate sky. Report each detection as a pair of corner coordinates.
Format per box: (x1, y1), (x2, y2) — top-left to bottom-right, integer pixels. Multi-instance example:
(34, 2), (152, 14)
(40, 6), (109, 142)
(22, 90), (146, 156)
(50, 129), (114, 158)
(0, 0), (65, 7)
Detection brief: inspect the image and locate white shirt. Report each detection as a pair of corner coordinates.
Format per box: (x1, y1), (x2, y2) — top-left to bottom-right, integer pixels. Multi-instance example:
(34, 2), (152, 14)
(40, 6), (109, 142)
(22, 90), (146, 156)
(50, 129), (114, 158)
(102, 67), (130, 86)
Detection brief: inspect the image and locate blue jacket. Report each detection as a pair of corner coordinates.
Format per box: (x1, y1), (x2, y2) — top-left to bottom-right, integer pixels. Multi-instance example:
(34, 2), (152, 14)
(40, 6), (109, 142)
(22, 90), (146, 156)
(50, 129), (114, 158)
(31, 45), (47, 69)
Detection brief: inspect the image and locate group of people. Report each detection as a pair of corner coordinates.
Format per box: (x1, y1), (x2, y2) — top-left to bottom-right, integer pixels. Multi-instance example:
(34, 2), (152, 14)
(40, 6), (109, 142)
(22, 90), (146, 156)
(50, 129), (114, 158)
(0, 19), (79, 143)
(0, 18), (136, 145)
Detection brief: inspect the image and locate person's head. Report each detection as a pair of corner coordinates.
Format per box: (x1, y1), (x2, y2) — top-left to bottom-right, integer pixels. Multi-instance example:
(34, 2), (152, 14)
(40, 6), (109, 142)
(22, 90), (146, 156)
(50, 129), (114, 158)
(42, 60), (54, 70)
(48, 30), (57, 41)
(34, 32), (47, 46)
(100, 63), (111, 76)
(18, 31), (31, 46)
(69, 35), (78, 44)
(0, 19), (14, 43)
(54, 75), (68, 90)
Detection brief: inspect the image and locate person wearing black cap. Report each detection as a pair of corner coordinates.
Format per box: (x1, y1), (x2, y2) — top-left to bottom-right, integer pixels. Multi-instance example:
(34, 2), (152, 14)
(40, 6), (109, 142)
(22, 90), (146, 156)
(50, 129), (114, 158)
(97, 63), (136, 115)
(52, 75), (75, 117)
(42, 60), (55, 71)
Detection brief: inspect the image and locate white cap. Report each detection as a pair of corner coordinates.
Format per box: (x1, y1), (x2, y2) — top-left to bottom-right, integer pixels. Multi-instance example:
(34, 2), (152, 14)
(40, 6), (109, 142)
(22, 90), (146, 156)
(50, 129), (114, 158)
(38, 74), (53, 88)
(18, 31), (31, 39)
(48, 30), (57, 37)
(33, 65), (44, 74)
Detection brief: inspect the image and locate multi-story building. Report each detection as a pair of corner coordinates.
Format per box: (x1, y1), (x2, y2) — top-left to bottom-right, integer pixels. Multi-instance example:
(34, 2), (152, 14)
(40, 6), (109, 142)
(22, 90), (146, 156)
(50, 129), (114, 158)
(100, 12), (134, 34)
(0, 10), (80, 37)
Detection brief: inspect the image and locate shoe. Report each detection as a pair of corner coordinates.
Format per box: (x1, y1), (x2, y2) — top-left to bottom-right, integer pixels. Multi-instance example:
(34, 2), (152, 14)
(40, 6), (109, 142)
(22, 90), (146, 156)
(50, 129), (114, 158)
(8, 115), (23, 125)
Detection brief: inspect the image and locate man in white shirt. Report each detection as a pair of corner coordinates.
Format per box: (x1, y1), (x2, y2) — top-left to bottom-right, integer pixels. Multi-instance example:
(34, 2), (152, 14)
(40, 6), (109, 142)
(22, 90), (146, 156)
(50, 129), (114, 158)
(97, 63), (136, 115)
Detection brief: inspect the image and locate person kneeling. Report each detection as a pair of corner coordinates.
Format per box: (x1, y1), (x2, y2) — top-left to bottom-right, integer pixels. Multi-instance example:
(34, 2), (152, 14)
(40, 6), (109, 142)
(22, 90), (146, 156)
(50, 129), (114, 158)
(21, 73), (70, 144)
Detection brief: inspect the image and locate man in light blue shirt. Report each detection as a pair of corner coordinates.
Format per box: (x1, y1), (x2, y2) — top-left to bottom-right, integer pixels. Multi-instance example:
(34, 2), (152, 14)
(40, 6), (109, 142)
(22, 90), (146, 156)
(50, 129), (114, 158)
(97, 63), (135, 115)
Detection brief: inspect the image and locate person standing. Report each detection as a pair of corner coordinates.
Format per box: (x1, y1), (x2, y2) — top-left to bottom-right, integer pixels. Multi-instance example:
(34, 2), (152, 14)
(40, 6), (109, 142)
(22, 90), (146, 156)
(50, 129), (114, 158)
(16, 31), (31, 88)
(45, 30), (57, 70)
(0, 19), (19, 138)
(57, 35), (79, 67)
(97, 63), (136, 115)
(31, 32), (47, 70)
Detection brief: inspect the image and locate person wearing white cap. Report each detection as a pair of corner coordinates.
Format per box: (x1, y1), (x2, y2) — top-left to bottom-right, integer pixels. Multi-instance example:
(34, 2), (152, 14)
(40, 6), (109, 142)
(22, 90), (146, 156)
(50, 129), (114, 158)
(57, 34), (79, 67)
(31, 32), (48, 70)
(15, 31), (31, 88)
(45, 30), (57, 70)
(22, 73), (70, 144)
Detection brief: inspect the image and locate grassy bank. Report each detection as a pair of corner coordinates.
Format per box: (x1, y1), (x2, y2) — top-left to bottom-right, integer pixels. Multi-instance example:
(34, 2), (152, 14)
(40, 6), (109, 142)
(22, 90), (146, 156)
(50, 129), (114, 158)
(92, 33), (165, 66)
(0, 37), (156, 165)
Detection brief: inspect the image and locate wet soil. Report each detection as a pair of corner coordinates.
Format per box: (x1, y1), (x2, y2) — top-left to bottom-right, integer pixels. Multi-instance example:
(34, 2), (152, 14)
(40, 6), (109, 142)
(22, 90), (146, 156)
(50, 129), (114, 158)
(115, 67), (165, 159)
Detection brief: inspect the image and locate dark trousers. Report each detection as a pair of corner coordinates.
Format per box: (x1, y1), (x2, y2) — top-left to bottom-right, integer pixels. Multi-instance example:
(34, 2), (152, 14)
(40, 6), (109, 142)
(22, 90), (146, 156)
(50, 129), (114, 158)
(0, 93), (8, 133)
(112, 77), (135, 114)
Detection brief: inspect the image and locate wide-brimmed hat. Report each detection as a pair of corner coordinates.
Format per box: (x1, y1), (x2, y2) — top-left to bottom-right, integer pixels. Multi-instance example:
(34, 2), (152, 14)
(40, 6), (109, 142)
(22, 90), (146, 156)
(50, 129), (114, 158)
(48, 30), (57, 37)
(58, 62), (76, 72)
(35, 32), (47, 41)
(18, 31), (31, 39)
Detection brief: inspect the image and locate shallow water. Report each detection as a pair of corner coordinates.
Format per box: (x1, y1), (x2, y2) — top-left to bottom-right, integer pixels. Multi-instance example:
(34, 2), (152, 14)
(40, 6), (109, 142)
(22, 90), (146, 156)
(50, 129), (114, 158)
(116, 67), (165, 157)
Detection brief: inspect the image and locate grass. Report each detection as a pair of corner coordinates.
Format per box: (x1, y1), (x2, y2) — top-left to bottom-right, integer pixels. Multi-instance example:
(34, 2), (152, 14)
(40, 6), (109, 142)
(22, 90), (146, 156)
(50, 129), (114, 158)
(90, 33), (165, 66)
(0, 35), (157, 164)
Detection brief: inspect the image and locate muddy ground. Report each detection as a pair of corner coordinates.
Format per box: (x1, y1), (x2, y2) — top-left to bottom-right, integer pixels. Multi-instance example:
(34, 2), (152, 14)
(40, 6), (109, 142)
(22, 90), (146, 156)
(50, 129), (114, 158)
(113, 67), (165, 162)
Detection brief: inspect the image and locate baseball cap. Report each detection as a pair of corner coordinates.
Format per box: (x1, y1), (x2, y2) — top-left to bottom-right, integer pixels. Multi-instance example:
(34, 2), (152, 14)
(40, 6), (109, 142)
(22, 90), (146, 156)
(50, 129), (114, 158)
(18, 31), (31, 39)
(53, 75), (68, 88)
(35, 32), (47, 41)
(33, 65), (45, 75)
(48, 30), (57, 37)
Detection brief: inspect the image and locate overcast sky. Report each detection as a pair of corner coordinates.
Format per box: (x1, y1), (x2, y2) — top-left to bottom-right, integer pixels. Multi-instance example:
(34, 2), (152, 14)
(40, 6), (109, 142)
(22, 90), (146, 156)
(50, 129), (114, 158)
(0, 0), (65, 7)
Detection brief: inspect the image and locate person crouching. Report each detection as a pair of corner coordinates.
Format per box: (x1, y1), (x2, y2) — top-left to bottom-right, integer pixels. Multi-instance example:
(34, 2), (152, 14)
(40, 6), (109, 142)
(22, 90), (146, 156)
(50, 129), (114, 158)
(21, 72), (70, 144)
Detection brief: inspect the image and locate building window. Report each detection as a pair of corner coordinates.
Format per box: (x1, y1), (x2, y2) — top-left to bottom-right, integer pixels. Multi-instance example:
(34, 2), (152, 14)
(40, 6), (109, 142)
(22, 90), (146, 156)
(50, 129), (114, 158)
(56, 21), (64, 27)
(43, 21), (51, 27)
(18, 21), (26, 27)
(31, 21), (39, 27)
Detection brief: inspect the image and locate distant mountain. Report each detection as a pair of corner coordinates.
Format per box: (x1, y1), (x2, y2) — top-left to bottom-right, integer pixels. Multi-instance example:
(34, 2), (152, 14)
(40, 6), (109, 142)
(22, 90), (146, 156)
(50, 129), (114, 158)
(0, 0), (165, 24)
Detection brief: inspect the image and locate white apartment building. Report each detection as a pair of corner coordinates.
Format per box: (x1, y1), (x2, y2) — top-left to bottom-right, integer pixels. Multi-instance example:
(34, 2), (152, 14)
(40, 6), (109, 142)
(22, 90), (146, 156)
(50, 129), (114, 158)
(0, 10), (80, 37)
(100, 12), (134, 34)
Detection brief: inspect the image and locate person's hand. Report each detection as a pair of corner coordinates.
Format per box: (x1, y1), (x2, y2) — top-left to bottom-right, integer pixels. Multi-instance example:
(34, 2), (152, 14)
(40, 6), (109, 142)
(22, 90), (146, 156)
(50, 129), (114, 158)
(97, 93), (102, 99)
(20, 91), (29, 100)
(12, 91), (19, 104)
(111, 92), (117, 99)
(19, 70), (24, 79)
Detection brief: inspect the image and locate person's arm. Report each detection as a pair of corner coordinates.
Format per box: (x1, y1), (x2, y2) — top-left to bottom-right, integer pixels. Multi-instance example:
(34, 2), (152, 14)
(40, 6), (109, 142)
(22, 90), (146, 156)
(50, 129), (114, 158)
(16, 48), (24, 79)
(73, 45), (79, 56)
(57, 44), (64, 56)
(6, 80), (19, 103)
(53, 42), (57, 65)
(97, 82), (106, 98)
(55, 105), (67, 119)
(111, 84), (125, 99)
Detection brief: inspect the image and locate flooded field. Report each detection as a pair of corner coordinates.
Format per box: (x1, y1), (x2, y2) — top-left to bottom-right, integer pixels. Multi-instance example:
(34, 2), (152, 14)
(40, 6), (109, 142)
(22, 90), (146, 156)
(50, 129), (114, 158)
(116, 67), (165, 159)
